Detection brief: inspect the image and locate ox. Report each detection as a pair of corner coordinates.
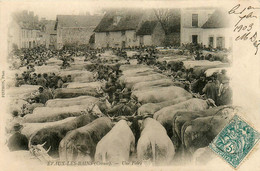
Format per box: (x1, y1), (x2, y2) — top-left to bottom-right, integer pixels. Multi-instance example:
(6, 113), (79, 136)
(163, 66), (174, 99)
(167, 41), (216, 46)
(172, 106), (234, 150)
(132, 86), (191, 104)
(154, 99), (212, 141)
(21, 117), (76, 138)
(29, 114), (98, 157)
(181, 107), (235, 155)
(137, 118), (175, 165)
(138, 96), (192, 115)
(95, 120), (135, 163)
(53, 87), (101, 99)
(120, 74), (167, 89)
(23, 105), (94, 123)
(59, 117), (113, 161)
(132, 79), (175, 91)
(45, 96), (99, 107)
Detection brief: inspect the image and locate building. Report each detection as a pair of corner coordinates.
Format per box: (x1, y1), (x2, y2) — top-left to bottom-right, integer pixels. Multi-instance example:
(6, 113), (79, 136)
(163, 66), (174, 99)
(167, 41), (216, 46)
(8, 11), (43, 52)
(40, 19), (57, 49)
(54, 14), (102, 49)
(94, 9), (165, 48)
(136, 21), (165, 47)
(181, 8), (232, 49)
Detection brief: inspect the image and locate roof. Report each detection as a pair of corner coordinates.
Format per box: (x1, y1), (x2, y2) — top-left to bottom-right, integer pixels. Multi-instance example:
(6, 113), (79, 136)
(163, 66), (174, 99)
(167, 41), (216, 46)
(136, 21), (158, 35)
(202, 10), (230, 28)
(89, 33), (95, 44)
(55, 15), (103, 29)
(19, 22), (41, 30)
(94, 10), (144, 32)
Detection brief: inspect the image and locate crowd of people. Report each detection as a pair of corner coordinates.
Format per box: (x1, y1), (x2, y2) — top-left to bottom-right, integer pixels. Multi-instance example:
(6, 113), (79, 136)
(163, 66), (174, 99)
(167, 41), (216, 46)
(135, 47), (232, 106)
(7, 44), (232, 152)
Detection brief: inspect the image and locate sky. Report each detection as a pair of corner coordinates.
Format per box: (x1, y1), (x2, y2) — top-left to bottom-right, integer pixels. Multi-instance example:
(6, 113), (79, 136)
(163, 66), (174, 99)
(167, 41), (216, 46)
(0, 0), (233, 20)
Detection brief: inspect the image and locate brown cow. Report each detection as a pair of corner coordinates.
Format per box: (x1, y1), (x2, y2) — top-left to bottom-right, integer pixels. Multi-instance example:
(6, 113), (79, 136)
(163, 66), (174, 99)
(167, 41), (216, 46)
(53, 87), (101, 99)
(59, 117), (113, 161)
(172, 106), (234, 150)
(181, 107), (235, 155)
(29, 114), (98, 157)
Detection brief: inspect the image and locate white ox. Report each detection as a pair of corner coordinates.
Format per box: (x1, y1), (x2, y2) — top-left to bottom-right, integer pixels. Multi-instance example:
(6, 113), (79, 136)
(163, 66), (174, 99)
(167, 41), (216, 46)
(137, 118), (175, 165)
(120, 74), (166, 89)
(132, 79), (175, 91)
(7, 85), (40, 99)
(45, 96), (99, 107)
(63, 81), (105, 89)
(132, 86), (191, 104)
(138, 96), (192, 115)
(95, 120), (135, 163)
(24, 105), (101, 123)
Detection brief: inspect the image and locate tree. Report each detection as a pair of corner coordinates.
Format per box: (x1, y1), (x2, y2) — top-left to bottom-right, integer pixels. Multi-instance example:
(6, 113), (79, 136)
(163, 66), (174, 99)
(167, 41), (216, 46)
(154, 8), (181, 46)
(154, 8), (180, 35)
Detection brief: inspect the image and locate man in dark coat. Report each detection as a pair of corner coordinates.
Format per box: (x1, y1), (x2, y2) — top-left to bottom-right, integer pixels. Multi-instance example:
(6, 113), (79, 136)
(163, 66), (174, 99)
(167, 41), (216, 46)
(202, 76), (218, 103)
(8, 123), (28, 151)
(192, 74), (207, 95)
(216, 79), (232, 106)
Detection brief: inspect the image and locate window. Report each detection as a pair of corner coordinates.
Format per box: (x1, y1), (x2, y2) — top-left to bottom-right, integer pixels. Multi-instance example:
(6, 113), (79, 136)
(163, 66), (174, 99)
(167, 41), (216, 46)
(216, 37), (225, 49)
(192, 14), (198, 27)
(209, 37), (214, 47)
(121, 31), (125, 36)
(192, 35), (198, 44)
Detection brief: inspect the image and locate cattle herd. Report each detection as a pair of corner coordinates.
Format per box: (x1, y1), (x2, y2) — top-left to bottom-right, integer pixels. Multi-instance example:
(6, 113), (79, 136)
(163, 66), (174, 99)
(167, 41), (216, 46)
(5, 46), (239, 166)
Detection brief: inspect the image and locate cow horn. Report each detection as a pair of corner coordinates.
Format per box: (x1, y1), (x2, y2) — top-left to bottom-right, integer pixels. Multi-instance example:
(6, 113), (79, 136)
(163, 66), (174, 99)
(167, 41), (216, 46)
(40, 141), (47, 147)
(46, 146), (51, 153)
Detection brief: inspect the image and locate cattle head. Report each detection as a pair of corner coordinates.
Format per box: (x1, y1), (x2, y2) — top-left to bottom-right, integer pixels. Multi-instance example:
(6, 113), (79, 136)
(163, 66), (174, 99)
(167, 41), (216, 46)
(84, 104), (104, 118)
(29, 141), (53, 163)
(206, 98), (217, 108)
(95, 87), (104, 95)
(99, 95), (112, 109)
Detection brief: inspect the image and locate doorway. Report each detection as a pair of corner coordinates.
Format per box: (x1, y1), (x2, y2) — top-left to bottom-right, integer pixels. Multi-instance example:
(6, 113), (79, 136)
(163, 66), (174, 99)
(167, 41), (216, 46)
(192, 35), (198, 44)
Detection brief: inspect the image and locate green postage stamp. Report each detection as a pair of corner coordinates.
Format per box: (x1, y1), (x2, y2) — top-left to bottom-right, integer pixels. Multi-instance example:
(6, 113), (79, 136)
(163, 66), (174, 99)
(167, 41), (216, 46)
(209, 115), (260, 168)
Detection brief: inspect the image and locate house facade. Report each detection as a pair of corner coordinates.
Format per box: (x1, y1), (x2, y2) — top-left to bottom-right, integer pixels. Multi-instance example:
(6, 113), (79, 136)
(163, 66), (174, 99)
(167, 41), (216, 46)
(20, 28), (42, 48)
(55, 15), (102, 49)
(8, 21), (42, 51)
(181, 8), (232, 49)
(94, 10), (165, 48)
(8, 11), (43, 52)
(40, 19), (57, 49)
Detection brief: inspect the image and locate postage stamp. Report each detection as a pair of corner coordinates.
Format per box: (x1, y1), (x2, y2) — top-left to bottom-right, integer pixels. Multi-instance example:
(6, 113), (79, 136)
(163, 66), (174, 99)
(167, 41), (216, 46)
(209, 115), (260, 168)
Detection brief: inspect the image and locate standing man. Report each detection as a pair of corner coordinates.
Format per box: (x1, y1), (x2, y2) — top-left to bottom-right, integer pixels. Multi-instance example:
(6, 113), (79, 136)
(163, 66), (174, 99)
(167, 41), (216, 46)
(8, 123), (28, 151)
(217, 79), (232, 106)
(202, 76), (218, 103)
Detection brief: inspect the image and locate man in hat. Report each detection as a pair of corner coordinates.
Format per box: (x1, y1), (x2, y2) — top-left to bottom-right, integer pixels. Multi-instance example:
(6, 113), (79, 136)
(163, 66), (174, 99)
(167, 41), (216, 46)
(216, 79), (232, 106)
(192, 73), (207, 95)
(7, 123), (28, 151)
(202, 76), (218, 103)
(36, 74), (47, 87)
